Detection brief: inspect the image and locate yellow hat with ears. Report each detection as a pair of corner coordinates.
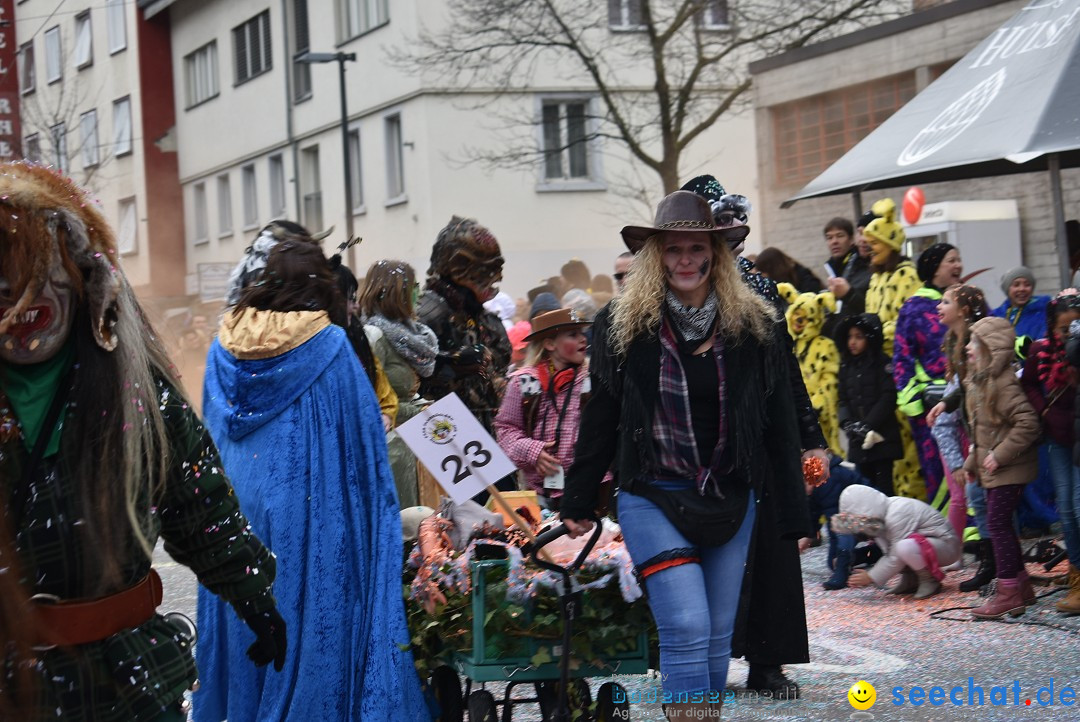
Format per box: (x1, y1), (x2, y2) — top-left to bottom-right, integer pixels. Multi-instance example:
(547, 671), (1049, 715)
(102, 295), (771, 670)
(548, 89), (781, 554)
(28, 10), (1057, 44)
(863, 198), (905, 252)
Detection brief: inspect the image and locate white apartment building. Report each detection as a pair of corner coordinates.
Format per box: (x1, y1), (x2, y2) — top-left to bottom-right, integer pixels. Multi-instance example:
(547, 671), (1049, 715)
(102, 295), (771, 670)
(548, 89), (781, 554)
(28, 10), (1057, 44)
(141, 0), (759, 300)
(14, 0), (186, 299)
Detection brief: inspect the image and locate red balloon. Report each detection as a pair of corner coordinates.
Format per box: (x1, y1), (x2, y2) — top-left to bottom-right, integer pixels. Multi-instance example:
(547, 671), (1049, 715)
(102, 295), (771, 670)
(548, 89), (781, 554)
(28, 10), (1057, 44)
(902, 187), (925, 225)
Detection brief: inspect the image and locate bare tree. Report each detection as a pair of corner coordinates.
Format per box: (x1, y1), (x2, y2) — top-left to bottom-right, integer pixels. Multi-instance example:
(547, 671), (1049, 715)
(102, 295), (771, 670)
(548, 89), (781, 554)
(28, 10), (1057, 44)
(20, 43), (115, 190)
(392, 0), (905, 202)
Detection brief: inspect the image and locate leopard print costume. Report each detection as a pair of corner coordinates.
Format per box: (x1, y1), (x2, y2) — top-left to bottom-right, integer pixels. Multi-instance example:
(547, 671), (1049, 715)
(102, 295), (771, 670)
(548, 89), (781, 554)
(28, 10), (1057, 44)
(777, 284), (842, 455)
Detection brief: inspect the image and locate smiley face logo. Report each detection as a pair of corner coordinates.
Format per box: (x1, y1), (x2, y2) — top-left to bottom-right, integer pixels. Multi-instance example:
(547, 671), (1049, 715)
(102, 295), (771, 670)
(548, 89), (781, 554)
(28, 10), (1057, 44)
(848, 680), (876, 710)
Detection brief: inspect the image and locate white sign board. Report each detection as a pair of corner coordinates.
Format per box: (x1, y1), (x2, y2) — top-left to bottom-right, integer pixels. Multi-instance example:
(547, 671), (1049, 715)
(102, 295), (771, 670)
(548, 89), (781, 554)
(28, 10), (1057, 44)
(395, 393), (517, 505)
(197, 263), (237, 303)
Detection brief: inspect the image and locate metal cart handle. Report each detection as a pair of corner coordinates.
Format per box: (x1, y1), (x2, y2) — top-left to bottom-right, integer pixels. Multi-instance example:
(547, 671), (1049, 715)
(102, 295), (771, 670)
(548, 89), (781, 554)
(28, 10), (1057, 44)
(525, 522), (604, 578)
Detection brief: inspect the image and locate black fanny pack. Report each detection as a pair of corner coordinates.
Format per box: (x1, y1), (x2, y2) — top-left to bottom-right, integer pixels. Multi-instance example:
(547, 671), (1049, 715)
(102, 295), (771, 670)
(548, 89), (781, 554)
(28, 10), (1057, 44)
(626, 477), (750, 547)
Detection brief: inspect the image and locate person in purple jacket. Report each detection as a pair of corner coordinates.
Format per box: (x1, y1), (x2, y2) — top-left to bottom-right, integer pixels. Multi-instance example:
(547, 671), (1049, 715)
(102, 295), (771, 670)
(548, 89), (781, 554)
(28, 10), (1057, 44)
(892, 244), (962, 501)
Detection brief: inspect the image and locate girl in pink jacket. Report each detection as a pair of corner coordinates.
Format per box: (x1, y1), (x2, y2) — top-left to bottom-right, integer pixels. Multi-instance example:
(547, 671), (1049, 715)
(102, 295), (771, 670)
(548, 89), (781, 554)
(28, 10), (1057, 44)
(495, 308), (592, 510)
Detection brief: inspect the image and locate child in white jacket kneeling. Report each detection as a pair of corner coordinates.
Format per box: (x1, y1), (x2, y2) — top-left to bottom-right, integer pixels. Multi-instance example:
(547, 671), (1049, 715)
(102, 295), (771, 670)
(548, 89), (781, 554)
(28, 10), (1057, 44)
(832, 484), (961, 599)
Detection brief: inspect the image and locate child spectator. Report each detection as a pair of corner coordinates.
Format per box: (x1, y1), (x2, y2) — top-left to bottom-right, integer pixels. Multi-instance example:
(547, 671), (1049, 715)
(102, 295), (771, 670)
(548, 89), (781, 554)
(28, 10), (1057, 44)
(928, 285), (991, 586)
(835, 313), (902, 495)
(834, 485), (961, 600)
(1024, 291), (1080, 615)
(962, 317), (1041, 618)
(495, 309), (591, 510)
(799, 455), (868, 590)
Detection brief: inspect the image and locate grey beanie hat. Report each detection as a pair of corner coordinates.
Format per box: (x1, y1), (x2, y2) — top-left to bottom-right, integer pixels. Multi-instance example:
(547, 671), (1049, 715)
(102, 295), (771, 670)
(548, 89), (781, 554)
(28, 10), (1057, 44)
(530, 292), (561, 319)
(1000, 266), (1036, 296)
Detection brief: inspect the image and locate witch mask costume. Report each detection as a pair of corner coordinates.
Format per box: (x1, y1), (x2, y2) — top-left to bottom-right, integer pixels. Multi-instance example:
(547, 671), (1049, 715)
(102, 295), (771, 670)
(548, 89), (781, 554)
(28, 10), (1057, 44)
(0, 162), (284, 721)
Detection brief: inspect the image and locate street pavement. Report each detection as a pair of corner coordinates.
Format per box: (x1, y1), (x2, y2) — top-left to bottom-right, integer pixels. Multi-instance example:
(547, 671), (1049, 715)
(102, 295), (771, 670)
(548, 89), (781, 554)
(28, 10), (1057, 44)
(155, 536), (1080, 721)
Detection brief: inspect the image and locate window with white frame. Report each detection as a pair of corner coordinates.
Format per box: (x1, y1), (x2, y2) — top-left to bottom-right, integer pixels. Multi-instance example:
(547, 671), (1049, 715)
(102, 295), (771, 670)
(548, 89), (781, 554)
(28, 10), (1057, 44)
(269, 154), (287, 217)
(24, 134), (40, 162)
(340, 0), (388, 40)
(217, 174), (233, 236)
(107, 0), (127, 54)
(74, 11), (93, 68)
(117, 197), (137, 255)
(113, 96), (132, 156)
(384, 114), (404, 201)
(541, 99), (592, 181)
(80, 109), (99, 168)
(608, 0), (645, 30)
(19, 41), (35, 95)
(50, 122), (67, 174)
(193, 182), (208, 243)
(184, 42), (219, 108)
(698, 0), (729, 29)
(242, 164), (258, 227)
(291, 0), (312, 101)
(300, 146), (322, 231)
(234, 11), (272, 85)
(348, 129), (363, 211)
(44, 26), (62, 84)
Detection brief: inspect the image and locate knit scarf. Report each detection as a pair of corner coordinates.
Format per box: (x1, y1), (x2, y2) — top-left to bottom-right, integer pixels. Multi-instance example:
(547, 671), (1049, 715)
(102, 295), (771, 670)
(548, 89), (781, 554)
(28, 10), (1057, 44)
(1035, 336), (1071, 392)
(664, 290), (718, 346)
(536, 360), (577, 395)
(363, 314), (439, 378)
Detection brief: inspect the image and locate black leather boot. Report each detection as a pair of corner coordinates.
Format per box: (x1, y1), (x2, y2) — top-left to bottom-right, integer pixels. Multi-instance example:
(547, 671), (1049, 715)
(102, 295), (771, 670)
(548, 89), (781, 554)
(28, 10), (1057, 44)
(823, 549), (851, 590)
(959, 539), (995, 593)
(745, 664), (799, 700)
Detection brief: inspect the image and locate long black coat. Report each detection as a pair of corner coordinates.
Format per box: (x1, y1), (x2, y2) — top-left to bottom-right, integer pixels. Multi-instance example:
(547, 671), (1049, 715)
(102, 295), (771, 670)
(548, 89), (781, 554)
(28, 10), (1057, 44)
(561, 306), (810, 541)
(730, 259), (822, 667)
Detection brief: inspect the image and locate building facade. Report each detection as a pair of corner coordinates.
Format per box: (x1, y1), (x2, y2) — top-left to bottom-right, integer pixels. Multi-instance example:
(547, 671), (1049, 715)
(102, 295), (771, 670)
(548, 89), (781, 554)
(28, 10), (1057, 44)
(750, 0), (1079, 293)
(141, 0), (760, 300)
(13, 0), (185, 298)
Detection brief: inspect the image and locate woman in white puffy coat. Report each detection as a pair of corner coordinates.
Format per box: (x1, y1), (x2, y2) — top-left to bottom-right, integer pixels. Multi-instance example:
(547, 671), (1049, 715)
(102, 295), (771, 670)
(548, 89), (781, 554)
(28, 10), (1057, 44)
(832, 484), (961, 599)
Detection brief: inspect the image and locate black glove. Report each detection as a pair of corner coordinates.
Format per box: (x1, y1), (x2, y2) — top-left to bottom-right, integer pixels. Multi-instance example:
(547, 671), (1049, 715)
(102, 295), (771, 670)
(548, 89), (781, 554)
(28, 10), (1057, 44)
(453, 344), (487, 369)
(841, 421), (870, 444)
(240, 605), (287, 672)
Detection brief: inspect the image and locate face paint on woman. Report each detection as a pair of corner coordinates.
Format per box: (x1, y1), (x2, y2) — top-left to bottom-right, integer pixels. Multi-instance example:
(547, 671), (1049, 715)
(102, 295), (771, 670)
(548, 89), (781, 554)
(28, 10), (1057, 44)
(0, 265), (76, 365)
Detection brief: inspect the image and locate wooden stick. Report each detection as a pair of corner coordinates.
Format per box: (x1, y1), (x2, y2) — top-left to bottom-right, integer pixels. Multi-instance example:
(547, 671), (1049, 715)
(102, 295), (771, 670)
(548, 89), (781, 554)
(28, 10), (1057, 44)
(486, 485), (556, 564)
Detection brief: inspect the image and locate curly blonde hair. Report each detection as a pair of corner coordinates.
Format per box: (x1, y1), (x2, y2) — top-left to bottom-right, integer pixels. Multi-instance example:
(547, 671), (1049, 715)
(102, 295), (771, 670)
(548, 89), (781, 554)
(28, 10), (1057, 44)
(610, 235), (777, 355)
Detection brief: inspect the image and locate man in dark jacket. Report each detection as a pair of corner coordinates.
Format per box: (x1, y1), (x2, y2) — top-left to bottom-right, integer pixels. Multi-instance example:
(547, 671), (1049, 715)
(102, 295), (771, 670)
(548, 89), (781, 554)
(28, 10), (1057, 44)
(823, 217), (872, 339)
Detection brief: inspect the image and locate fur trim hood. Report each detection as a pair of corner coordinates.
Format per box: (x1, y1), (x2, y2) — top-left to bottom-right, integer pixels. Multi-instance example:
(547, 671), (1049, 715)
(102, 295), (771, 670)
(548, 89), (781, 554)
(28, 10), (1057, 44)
(831, 484), (888, 537)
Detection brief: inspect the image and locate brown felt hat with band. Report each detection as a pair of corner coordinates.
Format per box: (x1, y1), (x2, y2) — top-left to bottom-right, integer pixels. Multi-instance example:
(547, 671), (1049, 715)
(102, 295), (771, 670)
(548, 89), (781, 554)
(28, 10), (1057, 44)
(524, 308), (592, 342)
(620, 190), (750, 254)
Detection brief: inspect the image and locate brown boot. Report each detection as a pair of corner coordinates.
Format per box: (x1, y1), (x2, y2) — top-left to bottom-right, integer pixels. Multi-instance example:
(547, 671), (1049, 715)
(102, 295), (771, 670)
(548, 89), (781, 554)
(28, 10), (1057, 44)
(971, 578), (1026, 619)
(1016, 568), (1037, 606)
(1055, 565), (1080, 615)
(886, 568), (919, 595)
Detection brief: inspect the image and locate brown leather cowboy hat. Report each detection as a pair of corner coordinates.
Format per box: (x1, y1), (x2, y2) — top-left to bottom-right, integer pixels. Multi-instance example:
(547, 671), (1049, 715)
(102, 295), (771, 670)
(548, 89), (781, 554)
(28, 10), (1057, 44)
(523, 308), (592, 342)
(620, 190), (750, 254)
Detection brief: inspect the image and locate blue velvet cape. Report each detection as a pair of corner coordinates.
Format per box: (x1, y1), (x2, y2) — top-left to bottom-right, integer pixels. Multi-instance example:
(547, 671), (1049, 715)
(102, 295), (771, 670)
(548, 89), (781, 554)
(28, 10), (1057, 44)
(193, 324), (429, 721)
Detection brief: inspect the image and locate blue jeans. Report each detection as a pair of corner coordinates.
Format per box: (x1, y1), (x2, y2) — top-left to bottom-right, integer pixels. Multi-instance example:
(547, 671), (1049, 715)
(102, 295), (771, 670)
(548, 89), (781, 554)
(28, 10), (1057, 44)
(966, 480), (991, 540)
(617, 480), (756, 696)
(1047, 441), (1080, 566)
(826, 517), (856, 564)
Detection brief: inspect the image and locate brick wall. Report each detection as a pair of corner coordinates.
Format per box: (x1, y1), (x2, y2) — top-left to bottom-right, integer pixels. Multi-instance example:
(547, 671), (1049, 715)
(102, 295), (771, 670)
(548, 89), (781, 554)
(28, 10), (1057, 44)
(747, 0), (1080, 292)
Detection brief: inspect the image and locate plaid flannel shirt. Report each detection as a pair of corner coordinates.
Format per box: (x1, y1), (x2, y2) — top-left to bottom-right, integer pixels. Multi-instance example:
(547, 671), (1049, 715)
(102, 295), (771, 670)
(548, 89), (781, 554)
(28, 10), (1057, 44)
(1, 379), (277, 721)
(495, 364), (588, 496)
(653, 319), (728, 490)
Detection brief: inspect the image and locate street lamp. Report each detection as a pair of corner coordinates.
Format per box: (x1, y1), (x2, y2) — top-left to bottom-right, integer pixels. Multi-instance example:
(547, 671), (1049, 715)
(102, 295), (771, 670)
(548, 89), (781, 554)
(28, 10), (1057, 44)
(295, 51), (358, 269)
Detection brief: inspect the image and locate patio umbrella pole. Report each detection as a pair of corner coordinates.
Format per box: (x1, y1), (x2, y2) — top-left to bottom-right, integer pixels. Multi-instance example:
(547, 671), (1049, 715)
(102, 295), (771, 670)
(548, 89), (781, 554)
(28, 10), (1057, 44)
(852, 190), (863, 222)
(1049, 153), (1071, 287)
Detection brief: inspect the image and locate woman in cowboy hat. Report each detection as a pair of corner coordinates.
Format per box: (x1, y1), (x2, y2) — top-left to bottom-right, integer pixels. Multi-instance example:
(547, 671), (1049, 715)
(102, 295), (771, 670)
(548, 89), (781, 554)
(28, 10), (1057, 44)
(495, 308), (592, 510)
(560, 191), (810, 721)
